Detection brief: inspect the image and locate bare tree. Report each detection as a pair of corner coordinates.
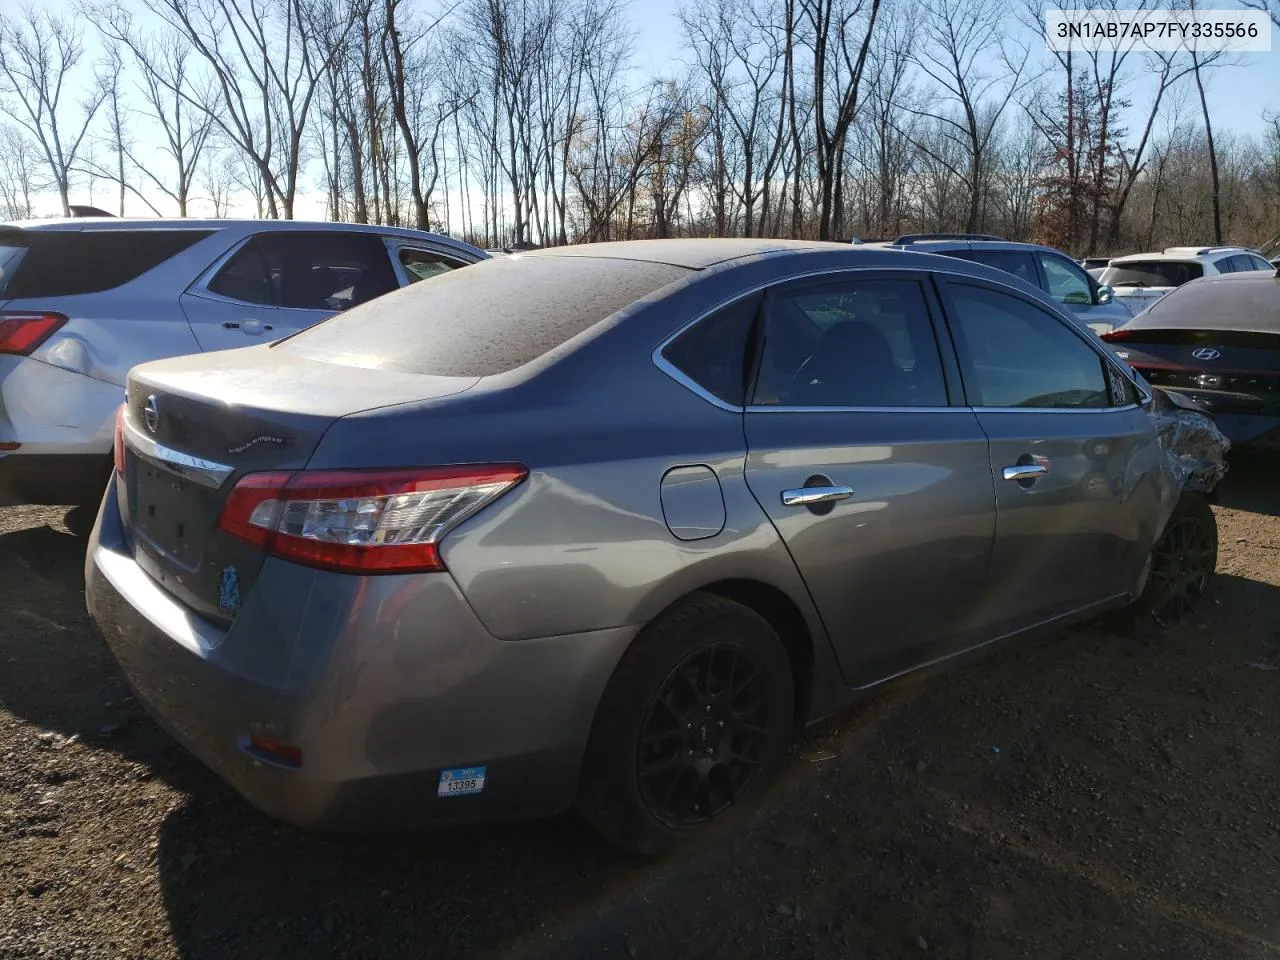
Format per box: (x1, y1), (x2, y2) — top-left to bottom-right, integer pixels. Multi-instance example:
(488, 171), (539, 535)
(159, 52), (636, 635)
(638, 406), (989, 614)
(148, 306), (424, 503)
(88, 2), (219, 216)
(910, 0), (1030, 234)
(0, 125), (41, 220)
(0, 7), (108, 216)
(141, 0), (355, 218)
(1239, 0), (1280, 29)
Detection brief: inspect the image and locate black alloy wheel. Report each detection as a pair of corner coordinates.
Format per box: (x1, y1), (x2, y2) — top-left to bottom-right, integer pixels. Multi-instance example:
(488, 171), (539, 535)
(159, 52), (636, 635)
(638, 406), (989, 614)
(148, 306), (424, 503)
(636, 641), (775, 828)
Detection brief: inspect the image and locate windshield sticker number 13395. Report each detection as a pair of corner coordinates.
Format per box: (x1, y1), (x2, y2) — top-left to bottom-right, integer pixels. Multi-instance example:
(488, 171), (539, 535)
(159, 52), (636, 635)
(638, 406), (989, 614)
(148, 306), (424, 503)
(437, 766), (487, 798)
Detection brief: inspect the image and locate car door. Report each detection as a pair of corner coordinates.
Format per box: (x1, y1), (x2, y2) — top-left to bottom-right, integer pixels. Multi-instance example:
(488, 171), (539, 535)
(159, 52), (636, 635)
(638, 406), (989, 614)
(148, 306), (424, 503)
(180, 231), (399, 352)
(742, 271), (998, 687)
(934, 276), (1158, 631)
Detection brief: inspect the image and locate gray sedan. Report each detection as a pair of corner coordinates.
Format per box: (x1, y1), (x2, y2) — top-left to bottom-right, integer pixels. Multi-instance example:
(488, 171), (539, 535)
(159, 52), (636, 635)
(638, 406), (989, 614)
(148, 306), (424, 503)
(85, 239), (1223, 855)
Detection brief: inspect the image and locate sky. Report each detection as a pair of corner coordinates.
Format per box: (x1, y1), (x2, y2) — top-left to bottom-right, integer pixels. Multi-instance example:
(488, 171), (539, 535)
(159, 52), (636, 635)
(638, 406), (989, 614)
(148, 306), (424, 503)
(8, 0), (1280, 220)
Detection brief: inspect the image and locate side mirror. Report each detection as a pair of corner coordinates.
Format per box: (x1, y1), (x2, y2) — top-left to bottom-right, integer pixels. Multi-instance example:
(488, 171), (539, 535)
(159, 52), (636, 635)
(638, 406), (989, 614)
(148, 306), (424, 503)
(1095, 284), (1114, 305)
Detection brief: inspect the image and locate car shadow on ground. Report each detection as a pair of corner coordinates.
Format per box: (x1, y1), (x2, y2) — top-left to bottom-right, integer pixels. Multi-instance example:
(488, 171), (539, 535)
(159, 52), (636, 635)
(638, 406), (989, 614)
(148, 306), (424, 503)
(143, 572), (1280, 960)
(1214, 452), (1280, 518)
(0, 504), (218, 796)
(4, 462), (1280, 959)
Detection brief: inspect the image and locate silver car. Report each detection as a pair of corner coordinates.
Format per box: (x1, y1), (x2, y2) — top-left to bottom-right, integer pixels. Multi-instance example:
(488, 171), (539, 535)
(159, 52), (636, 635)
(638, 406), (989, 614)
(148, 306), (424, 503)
(0, 218), (486, 510)
(85, 239), (1224, 855)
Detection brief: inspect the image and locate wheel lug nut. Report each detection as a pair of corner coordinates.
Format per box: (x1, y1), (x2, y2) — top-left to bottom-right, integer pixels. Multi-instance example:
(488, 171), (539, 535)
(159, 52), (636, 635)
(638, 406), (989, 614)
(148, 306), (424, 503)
(717, 720), (724, 727)
(705, 705), (711, 713)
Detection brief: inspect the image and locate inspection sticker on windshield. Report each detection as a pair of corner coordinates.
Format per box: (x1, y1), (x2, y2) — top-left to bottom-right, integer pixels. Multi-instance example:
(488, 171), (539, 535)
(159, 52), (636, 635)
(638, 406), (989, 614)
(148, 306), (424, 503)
(437, 766), (486, 798)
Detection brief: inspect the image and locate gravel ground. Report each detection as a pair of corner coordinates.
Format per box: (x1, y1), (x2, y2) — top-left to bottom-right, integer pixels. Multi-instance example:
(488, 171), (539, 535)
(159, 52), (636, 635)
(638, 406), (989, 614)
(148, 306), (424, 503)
(2, 459), (1279, 959)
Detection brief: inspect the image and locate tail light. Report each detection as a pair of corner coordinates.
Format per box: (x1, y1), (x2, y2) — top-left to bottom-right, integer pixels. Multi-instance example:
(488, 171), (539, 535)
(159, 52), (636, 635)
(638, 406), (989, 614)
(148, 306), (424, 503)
(1100, 329), (1129, 342)
(0, 312), (67, 355)
(217, 464), (527, 574)
(113, 404), (126, 474)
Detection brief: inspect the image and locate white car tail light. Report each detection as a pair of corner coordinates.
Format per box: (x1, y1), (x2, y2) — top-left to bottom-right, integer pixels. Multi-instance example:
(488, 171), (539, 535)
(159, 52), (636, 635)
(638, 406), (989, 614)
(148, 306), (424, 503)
(217, 465), (527, 574)
(0, 312), (67, 355)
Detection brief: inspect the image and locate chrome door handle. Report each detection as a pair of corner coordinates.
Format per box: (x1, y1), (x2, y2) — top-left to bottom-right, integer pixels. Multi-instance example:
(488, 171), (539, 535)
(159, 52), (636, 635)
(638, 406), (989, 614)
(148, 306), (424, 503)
(781, 485), (854, 507)
(1002, 464), (1048, 482)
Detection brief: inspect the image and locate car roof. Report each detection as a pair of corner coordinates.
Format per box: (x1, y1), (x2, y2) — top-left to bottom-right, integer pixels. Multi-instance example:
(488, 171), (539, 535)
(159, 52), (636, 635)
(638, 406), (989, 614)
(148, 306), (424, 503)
(1107, 252), (1202, 265)
(873, 237), (1079, 258)
(521, 238), (847, 270)
(0, 216), (480, 249)
(1110, 247), (1258, 264)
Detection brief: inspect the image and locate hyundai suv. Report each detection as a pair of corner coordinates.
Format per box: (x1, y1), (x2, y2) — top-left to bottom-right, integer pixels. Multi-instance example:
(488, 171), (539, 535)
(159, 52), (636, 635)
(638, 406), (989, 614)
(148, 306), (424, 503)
(0, 219), (486, 510)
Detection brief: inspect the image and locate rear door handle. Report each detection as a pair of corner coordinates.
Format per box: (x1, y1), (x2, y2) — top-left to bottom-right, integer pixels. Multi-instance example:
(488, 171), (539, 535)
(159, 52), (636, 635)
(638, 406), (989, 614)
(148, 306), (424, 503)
(1002, 464), (1048, 482)
(781, 485), (854, 507)
(227, 318), (273, 334)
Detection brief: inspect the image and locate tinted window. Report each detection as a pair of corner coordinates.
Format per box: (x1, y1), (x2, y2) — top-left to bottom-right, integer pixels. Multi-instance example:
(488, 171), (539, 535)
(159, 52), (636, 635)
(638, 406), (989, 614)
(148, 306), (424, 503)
(209, 232), (398, 310)
(1213, 256), (1239, 274)
(661, 294), (759, 405)
(1039, 254), (1093, 305)
(2, 230), (212, 298)
(1245, 255), (1273, 272)
(946, 283), (1110, 408)
(1103, 261), (1202, 287)
(280, 256), (688, 377)
(400, 248), (464, 283)
(752, 277), (948, 407)
(967, 249), (1038, 286)
(1132, 277), (1280, 332)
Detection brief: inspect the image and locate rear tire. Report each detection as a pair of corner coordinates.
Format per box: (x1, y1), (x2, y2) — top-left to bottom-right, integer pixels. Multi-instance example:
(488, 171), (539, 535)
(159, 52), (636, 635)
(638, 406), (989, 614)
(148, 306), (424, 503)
(577, 593), (794, 857)
(1117, 494), (1218, 633)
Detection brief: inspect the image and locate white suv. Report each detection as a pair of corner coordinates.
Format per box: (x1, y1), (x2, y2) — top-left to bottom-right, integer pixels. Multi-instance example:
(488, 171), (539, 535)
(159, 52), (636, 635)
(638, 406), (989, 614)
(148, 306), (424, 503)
(1100, 246), (1275, 317)
(0, 218), (487, 510)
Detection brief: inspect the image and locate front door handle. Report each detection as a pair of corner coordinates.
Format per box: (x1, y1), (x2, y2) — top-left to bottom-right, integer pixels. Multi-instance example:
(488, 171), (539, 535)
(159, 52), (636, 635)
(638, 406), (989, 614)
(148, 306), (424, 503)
(781, 485), (854, 507)
(1002, 464), (1048, 482)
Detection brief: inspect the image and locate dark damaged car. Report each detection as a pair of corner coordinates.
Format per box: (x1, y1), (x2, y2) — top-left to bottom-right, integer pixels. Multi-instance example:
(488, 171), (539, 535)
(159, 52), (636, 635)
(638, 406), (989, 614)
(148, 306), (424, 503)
(85, 239), (1227, 855)
(1103, 269), (1280, 451)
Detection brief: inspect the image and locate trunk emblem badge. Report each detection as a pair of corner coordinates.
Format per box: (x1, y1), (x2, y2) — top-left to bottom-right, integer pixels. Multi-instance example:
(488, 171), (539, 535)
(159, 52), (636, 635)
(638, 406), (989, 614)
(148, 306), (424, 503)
(1191, 348), (1221, 361)
(143, 395), (160, 433)
(219, 566), (242, 615)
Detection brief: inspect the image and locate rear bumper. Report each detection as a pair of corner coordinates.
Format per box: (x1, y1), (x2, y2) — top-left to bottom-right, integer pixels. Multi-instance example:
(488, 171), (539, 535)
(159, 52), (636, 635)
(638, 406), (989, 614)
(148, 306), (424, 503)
(0, 356), (119, 455)
(85, 474), (637, 829)
(1137, 385), (1280, 449)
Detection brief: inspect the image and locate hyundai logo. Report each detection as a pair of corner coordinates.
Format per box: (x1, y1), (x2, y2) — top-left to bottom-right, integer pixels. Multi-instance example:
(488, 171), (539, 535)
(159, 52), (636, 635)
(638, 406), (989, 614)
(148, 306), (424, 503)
(143, 394), (160, 434)
(1191, 347), (1221, 361)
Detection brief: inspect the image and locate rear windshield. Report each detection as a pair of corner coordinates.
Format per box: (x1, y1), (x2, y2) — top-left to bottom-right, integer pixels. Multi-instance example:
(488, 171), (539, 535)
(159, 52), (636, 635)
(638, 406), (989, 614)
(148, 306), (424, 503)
(279, 255), (689, 377)
(1104, 261), (1202, 288)
(0, 229), (213, 298)
(1132, 277), (1280, 332)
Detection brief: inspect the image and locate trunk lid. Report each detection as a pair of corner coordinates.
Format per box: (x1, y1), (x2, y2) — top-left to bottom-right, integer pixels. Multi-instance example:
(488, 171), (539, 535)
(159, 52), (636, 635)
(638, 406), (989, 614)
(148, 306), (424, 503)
(1108, 328), (1280, 414)
(119, 345), (478, 623)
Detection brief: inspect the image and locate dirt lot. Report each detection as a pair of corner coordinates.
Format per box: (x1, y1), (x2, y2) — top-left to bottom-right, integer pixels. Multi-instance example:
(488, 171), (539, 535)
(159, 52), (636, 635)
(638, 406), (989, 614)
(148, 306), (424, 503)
(2, 461), (1280, 960)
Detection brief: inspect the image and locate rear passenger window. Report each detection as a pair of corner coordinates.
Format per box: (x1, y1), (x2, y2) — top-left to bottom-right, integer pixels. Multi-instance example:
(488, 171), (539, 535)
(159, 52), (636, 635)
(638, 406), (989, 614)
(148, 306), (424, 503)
(399, 248), (464, 283)
(945, 282), (1110, 408)
(208, 232), (398, 310)
(752, 278), (948, 408)
(661, 295), (759, 406)
(2, 230), (212, 298)
(966, 250), (1038, 286)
